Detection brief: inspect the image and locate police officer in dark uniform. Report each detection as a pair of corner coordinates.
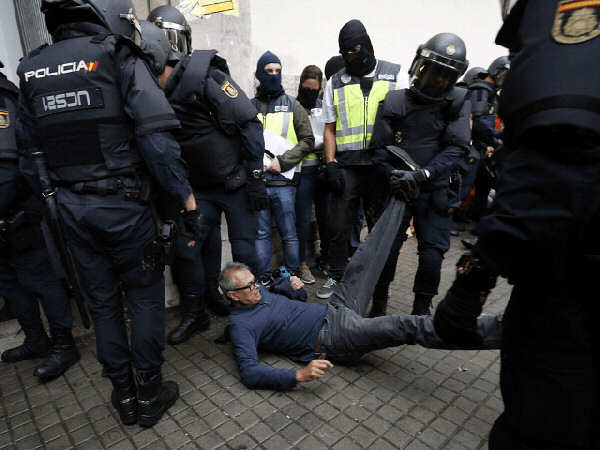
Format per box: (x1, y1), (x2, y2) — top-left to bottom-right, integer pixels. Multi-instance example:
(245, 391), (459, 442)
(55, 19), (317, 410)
(370, 33), (471, 316)
(146, 7), (267, 332)
(434, 1), (600, 448)
(0, 60), (79, 382)
(17, 0), (203, 428)
(468, 56), (508, 221)
(140, 14), (226, 348)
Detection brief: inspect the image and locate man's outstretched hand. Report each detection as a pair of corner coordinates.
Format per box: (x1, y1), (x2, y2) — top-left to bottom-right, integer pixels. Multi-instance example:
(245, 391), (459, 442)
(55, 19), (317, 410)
(296, 359), (333, 383)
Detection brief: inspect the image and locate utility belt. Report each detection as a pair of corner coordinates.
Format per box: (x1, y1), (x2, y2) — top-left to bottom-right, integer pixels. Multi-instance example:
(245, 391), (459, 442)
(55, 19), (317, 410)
(65, 175), (151, 203)
(0, 210), (45, 253)
(264, 172), (300, 187)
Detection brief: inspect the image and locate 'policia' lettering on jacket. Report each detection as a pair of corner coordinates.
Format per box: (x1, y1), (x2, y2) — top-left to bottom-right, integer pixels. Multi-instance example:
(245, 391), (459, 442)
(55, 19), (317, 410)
(17, 34), (180, 184)
(165, 50), (260, 188)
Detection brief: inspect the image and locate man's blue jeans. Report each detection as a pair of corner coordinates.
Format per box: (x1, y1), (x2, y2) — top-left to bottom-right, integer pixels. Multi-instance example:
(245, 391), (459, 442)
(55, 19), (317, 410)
(256, 185), (300, 279)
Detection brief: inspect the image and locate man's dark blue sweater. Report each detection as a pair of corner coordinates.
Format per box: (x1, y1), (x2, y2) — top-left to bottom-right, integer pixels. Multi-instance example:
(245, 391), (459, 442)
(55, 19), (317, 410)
(229, 287), (327, 390)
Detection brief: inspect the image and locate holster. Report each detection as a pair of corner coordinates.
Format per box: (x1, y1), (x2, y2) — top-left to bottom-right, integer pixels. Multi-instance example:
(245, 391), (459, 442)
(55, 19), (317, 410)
(223, 166), (247, 192)
(0, 211), (45, 253)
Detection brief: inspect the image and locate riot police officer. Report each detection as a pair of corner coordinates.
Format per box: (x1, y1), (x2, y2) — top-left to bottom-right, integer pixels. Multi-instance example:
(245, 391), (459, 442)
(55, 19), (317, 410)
(468, 56), (508, 221)
(434, 1), (600, 448)
(370, 33), (471, 316)
(17, 0), (203, 428)
(145, 8), (268, 326)
(143, 11), (230, 348)
(0, 60), (79, 382)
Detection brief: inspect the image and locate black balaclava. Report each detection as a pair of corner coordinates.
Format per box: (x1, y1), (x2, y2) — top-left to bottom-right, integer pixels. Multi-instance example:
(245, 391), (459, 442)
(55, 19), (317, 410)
(297, 86), (320, 110)
(324, 55), (345, 80)
(297, 65), (323, 110)
(338, 19), (376, 77)
(256, 50), (283, 97)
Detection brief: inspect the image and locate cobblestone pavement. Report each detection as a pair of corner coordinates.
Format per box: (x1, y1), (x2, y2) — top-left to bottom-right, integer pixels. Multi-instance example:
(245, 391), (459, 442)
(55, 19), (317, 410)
(0, 232), (510, 449)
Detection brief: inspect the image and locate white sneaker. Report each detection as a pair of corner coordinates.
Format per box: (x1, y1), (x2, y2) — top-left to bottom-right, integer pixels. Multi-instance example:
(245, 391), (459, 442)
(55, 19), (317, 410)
(316, 277), (337, 299)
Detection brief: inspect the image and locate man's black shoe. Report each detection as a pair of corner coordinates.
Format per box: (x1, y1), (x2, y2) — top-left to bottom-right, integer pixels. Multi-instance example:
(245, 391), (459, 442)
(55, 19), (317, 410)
(110, 371), (138, 425)
(136, 368), (179, 428)
(1, 327), (51, 363)
(167, 295), (210, 345)
(34, 328), (80, 382)
(205, 281), (230, 316)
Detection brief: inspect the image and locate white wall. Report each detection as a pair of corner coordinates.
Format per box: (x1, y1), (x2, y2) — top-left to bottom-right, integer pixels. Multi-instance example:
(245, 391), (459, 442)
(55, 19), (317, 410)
(0, 1), (24, 84)
(249, 0), (507, 94)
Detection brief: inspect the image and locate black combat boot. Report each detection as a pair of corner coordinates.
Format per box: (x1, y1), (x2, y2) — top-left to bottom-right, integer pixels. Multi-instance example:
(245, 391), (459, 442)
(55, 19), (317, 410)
(205, 280), (230, 316)
(1, 327), (51, 363)
(167, 295), (210, 345)
(34, 328), (80, 382)
(136, 368), (179, 428)
(110, 370), (138, 425)
(411, 294), (433, 316)
(368, 284), (389, 318)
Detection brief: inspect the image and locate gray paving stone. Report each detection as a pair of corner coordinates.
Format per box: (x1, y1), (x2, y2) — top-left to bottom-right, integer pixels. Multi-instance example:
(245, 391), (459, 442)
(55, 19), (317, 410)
(0, 235), (509, 449)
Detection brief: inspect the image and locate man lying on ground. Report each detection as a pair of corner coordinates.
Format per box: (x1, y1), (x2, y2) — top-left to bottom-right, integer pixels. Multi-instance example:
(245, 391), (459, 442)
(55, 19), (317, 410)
(220, 201), (502, 390)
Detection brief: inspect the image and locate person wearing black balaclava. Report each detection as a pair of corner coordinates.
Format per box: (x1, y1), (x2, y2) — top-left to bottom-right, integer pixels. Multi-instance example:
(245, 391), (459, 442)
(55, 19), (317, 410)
(251, 51), (314, 286)
(295, 65), (330, 285)
(316, 20), (407, 315)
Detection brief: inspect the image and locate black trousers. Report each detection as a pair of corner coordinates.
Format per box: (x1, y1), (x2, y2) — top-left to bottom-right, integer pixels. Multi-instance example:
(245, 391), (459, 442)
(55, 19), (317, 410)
(195, 185), (258, 277)
(478, 140), (600, 449)
(58, 189), (165, 378)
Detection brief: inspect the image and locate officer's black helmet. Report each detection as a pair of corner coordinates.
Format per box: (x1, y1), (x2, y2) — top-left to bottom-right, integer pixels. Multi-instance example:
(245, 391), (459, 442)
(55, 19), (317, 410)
(462, 66), (487, 87)
(408, 33), (469, 101)
(0, 60), (4, 69)
(487, 56), (510, 87)
(139, 20), (171, 76)
(148, 6), (192, 56)
(42, 0), (140, 39)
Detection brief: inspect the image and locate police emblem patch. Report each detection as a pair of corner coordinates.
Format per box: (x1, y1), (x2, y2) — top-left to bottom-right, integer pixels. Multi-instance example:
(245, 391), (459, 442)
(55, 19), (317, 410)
(553, 0), (600, 44)
(341, 74), (352, 84)
(0, 110), (9, 129)
(221, 81), (238, 98)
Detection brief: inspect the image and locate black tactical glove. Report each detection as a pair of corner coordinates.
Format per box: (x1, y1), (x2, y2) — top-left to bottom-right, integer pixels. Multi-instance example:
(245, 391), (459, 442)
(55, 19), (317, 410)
(389, 169), (427, 202)
(434, 252), (498, 347)
(181, 209), (212, 242)
(245, 177), (269, 211)
(326, 161), (345, 195)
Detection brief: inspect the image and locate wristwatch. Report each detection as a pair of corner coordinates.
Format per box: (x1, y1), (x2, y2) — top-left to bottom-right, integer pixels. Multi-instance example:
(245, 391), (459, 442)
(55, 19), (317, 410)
(251, 169), (263, 179)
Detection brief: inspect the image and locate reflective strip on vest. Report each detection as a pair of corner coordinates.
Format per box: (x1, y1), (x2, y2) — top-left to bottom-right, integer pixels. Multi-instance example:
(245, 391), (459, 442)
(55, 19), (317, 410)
(303, 109), (320, 167)
(333, 80), (396, 152)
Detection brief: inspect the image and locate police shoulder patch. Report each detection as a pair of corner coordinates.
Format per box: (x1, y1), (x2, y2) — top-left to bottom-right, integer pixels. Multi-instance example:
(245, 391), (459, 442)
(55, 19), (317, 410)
(0, 110), (9, 129)
(221, 81), (238, 99)
(553, 1), (600, 44)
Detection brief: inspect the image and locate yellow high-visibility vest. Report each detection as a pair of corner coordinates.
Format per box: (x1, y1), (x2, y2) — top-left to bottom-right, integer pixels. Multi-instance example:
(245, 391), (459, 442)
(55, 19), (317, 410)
(331, 60), (401, 152)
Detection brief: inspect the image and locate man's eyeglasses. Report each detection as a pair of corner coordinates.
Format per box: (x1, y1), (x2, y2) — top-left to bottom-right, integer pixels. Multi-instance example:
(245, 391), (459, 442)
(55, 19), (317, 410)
(227, 279), (258, 292)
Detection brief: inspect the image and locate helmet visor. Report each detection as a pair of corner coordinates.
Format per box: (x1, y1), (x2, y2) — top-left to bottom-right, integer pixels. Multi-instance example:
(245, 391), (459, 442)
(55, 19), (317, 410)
(162, 28), (189, 55)
(410, 59), (459, 100)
